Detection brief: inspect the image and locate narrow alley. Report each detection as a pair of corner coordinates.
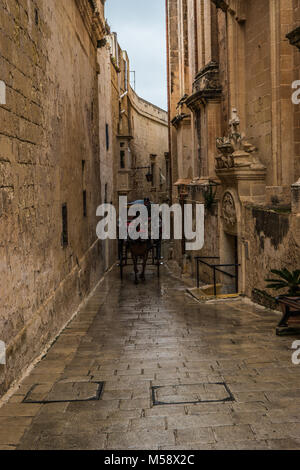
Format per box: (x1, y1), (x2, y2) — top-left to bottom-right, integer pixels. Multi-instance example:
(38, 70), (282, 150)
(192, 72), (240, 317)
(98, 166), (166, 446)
(1, 266), (300, 450)
(1, 0), (300, 455)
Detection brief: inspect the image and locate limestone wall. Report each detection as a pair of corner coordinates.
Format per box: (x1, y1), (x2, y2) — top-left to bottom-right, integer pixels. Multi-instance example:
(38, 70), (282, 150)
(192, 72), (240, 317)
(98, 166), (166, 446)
(0, 0), (106, 396)
(242, 206), (300, 300)
(129, 88), (169, 203)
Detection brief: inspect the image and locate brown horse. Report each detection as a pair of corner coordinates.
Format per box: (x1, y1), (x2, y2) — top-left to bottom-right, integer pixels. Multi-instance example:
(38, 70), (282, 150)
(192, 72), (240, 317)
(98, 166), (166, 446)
(128, 239), (152, 284)
(119, 199), (161, 284)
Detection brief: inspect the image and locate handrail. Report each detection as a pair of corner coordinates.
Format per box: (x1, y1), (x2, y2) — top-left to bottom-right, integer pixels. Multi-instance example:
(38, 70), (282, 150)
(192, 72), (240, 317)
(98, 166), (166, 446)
(195, 256), (240, 295)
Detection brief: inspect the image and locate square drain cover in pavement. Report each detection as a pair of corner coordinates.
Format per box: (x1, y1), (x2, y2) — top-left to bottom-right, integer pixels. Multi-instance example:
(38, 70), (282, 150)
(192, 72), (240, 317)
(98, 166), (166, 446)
(152, 383), (234, 406)
(23, 382), (104, 404)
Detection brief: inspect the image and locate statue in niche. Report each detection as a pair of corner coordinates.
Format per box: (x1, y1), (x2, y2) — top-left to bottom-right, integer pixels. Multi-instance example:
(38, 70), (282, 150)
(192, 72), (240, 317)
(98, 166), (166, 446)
(216, 109), (265, 170)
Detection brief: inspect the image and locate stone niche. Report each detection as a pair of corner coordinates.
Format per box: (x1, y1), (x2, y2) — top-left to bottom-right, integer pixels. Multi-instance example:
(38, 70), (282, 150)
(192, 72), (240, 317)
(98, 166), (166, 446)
(215, 110), (266, 203)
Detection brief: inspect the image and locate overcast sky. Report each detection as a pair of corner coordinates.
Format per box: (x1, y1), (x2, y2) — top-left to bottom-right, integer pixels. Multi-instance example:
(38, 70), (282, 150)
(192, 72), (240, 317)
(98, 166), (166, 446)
(105, 0), (167, 110)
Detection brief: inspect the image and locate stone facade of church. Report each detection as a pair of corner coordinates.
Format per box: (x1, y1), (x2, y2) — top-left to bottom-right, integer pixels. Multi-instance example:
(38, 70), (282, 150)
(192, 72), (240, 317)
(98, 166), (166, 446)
(166, 0), (300, 299)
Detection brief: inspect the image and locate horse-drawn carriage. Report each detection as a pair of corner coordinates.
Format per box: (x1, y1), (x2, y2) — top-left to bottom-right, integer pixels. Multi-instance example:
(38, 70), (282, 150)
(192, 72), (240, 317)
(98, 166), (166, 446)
(118, 199), (162, 284)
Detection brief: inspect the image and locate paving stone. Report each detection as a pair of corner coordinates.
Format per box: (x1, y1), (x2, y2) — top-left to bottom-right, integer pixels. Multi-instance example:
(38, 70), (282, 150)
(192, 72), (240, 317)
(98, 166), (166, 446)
(119, 398), (150, 410)
(252, 422), (300, 440)
(175, 427), (215, 445)
(3, 266), (300, 450)
(107, 429), (175, 450)
(233, 391), (268, 403)
(144, 405), (186, 418)
(213, 424), (255, 442)
(232, 440), (269, 450)
(23, 383), (54, 402)
(0, 416), (33, 428)
(108, 409), (142, 419)
(130, 417), (166, 431)
(7, 395), (27, 404)
(0, 426), (30, 446)
(168, 413), (234, 429)
(0, 404), (42, 417)
(101, 390), (132, 401)
(231, 411), (270, 425)
(266, 438), (300, 450)
(21, 432), (107, 450)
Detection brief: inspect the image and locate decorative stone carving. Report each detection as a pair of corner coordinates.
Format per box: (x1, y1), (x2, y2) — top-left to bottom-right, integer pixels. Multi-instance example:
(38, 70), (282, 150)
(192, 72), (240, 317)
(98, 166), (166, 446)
(216, 109), (266, 170)
(211, 0), (246, 22)
(211, 0), (228, 12)
(186, 62), (222, 110)
(193, 62), (222, 94)
(222, 192), (237, 226)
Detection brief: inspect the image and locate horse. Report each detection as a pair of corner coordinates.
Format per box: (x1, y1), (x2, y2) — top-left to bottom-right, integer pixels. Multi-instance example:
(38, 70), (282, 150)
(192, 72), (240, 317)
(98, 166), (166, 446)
(128, 238), (152, 284)
(118, 199), (161, 284)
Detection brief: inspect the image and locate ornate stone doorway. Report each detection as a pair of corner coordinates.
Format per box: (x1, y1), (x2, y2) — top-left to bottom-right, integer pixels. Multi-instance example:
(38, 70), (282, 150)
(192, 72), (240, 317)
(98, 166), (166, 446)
(219, 191), (240, 294)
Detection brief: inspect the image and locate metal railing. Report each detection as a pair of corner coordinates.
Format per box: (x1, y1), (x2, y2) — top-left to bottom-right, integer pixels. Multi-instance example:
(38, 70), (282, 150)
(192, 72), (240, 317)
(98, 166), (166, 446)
(195, 256), (240, 296)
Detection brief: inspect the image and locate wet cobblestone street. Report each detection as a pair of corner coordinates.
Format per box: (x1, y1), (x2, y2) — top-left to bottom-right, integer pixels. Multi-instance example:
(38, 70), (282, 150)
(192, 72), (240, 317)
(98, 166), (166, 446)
(1, 266), (300, 450)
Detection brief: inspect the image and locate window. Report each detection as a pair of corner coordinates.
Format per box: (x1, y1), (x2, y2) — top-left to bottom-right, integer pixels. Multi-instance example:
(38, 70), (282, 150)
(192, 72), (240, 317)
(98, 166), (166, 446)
(106, 124), (109, 150)
(62, 204), (68, 247)
(82, 160), (87, 218)
(120, 150), (125, 169)
(83, 190), (87, 218)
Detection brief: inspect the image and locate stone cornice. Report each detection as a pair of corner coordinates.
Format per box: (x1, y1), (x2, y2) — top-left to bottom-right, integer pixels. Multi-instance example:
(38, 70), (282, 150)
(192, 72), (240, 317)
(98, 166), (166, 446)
(186, 88), (222, 110)
(128, 88), (168, 127)
(75, 0), (106, 46)
(211, 0), (246, 23)
(215, 167), (267, 182)
(171, 113), (191, 128)
(211, 0), (229, 12)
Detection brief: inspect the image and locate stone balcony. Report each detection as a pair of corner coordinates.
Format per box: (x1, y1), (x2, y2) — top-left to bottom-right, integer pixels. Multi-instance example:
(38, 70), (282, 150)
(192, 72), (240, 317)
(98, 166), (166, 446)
(186, 61), (222, 111)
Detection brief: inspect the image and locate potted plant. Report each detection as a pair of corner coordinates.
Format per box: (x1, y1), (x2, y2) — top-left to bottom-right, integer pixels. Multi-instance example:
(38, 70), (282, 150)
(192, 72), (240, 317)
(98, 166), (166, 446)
(265, 268), (300, 296)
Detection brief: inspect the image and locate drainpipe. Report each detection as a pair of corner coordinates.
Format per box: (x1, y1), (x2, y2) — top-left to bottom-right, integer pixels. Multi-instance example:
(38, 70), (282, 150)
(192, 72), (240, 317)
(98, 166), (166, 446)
(165, 0), (173, 204)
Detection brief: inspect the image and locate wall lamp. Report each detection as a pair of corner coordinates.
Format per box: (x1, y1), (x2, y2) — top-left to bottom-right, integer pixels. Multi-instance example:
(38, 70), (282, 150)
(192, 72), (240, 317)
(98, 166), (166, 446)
(132, 166), (153, 183)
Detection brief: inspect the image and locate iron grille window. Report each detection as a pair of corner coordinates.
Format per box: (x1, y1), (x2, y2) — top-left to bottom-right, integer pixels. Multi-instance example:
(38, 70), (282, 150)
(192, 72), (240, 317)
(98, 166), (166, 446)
(62, 204), (68, 247)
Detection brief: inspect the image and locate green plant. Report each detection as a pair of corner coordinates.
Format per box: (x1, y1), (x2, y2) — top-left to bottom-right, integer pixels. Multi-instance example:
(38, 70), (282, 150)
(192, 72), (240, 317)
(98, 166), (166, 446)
(265, 268), (300, 296)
